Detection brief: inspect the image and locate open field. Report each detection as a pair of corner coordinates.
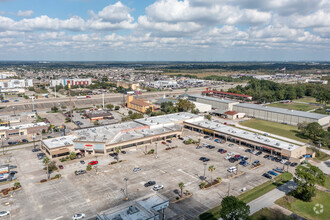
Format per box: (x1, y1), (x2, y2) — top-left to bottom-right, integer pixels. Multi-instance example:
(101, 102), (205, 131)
(266, 102), (316, 111)
(324, 175), (330, 190)
(239, 119), (309, 143)
(275, 191), (330, 220)
(251, 208), (291, 220)
(293, 97), (318, 104)
(0, 129), (298, 220)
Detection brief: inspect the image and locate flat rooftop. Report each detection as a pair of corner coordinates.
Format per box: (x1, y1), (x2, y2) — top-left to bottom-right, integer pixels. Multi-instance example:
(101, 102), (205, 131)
(236, 103), (329, 120)
(187, 120), (302, 151)
(42, 135), (77, 149)
(135, 112), (202, 127)
(0, 122), (48, 131)
(188, 94), (239, 104)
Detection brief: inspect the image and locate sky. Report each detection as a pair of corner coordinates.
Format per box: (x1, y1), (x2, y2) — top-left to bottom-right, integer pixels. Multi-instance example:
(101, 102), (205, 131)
(0, 0), (330, 61)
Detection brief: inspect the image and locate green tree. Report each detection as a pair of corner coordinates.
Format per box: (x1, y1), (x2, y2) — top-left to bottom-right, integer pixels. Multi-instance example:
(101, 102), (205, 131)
(115, 147), (121, 162)
(220, 196), (250, 220)
(14, 182), (21, 188)
(208, 165), (216, 183)
(293, 163), (325, 202)
(86, 164), (92, 171)
(105, 104), (114, 110)
(93, 120), (99, 126)
(305, 122), (325, 141)
(69, 152), (76, 160)
(205, 114), (212, 121)
(178, 182), (185, 197)
(146, 107), (152, 116)
(128, 110), (133, 115)
(43, 157), (50, 180)
(176, 99), (195, 112)
(115, 106), (120, 110)
(51, 106), (59, 112)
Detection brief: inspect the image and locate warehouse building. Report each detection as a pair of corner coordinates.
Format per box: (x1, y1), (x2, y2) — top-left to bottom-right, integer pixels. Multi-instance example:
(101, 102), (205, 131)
(192, 102), (212, 113)
(184, 120), (306, 161)
(233, 103), (330, 126)
(188, 94), (239, 110)
(202, 90), (252, 100)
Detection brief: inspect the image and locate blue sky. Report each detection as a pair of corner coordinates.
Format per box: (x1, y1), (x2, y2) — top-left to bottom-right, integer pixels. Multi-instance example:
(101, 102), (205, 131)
(0, 0), (329, 61)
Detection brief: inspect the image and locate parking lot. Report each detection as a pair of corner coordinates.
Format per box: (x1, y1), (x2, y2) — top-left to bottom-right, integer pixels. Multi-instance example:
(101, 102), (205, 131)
(0, 129), (296, 220)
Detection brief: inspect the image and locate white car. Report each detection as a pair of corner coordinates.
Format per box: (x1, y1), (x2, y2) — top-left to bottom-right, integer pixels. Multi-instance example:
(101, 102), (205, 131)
(252, 150), (258, 155)
(227, 152), (234, 156)
(0, 211), (10, 217)
(227, 167), (237, 173)
(153, 185), (164, 191)
(224, 155), (231, 160)
(72, 213), (85, 220)
(280, 159), (286, 164)
(133, 167), (141, 172)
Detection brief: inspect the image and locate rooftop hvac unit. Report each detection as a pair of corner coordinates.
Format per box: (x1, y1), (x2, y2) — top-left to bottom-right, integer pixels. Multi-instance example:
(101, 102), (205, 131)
(276, 143), (280, 146)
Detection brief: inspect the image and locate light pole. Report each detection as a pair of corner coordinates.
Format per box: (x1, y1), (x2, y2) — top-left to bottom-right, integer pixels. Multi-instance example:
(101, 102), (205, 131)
(155, 143), (158, 158)
(32, 133), (36, 149)
(124, 178), (128, 200)
(12, 107), (15, 116)
(203, 162), (207, 182)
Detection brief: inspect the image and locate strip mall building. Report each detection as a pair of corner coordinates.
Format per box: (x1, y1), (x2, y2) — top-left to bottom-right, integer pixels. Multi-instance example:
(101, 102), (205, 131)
(41, 113), (306, 161)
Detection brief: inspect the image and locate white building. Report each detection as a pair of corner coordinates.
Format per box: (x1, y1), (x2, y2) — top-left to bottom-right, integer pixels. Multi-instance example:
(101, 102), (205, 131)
(148, 81), (178, 88)
(193, 102), (212, 113)
(0, 79), (33, 89)
(50, 78), (92, 87)
(0, 72), (16, 79)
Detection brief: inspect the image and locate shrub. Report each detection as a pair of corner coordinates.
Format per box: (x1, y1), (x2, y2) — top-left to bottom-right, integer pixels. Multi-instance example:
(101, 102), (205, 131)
(216, 177), (222, 182)
(115, 106), (120, 110)
(147, 149), (155, 154)
(200, 182), (206, 189)
(86, 164), (92, 171)
(55, 174), (61, 179)
(176, 197), (180, 200)
(40, 179), (47, 183)
(14, 182), (21, 188)
(110, 161), (117, 165)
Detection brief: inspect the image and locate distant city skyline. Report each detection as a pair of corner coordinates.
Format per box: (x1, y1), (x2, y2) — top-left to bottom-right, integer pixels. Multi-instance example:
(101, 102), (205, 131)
(0, 0), (330, 61)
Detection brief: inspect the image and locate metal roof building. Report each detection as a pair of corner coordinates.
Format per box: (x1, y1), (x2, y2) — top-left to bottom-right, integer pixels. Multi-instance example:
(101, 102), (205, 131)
(188, 94), (239, 111)
(233, 103), (330, 126)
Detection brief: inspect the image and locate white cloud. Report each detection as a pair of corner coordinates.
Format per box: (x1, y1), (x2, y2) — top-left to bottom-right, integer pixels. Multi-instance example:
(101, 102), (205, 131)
(97, 1), (133, 23)
(17, 10), (34, 17)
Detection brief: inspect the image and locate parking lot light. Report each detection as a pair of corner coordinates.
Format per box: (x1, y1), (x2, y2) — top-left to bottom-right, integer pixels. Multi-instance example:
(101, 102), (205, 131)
(203, 162), (207, 182)
(124, 178), (128, 200)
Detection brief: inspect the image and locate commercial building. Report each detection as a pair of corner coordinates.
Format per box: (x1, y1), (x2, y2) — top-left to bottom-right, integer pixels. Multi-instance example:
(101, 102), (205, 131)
(84, 108), (114, 121)
(188, 94), (239, 111)
(148, 81), (178, 88)
(0, 122), (49, 139)
(192, 102), (212, 113)
(0, 79), (33, 89)
(96, 193), (169, 220)
(304, 79), (328, 85)
(212, 110), (245, 120)
(233, 103), (330, 126)
(202, 90), (252, 100)
(184, 120), (306, 161)
(41, 113), (203, 158)
(0, 72), (16, 79)
(50, 78), (92, 87)
(127, 95), (154, 114)
(40, 135), (76, 158)
(116, 81), (140, 90)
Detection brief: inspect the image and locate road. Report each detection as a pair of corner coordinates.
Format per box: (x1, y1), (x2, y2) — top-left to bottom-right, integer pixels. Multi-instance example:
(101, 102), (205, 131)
(248, 180), (297, 215)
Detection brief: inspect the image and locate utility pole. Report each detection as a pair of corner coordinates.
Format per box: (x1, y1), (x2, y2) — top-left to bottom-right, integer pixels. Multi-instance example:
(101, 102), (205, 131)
(203, 162), (207, 182)
(102, 92), (105, 109)
(33, 133), (36, 149)
(124, 178), (128, 200)
(32, 96), (35, 112)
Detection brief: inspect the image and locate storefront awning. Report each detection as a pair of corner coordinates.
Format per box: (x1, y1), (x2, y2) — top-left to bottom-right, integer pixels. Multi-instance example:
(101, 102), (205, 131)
(50, 148), (70, 156)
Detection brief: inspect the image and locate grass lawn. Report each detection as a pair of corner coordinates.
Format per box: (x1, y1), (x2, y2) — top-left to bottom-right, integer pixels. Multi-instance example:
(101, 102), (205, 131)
(293, 97), (318, 104)
(275, 191), (330, 220)
(239, 119), (309, 143)
(324, 175), (330, 190)
(252, 208), (291, 220)
(266, 102), (316, 111)
(199, 172), (293, 220)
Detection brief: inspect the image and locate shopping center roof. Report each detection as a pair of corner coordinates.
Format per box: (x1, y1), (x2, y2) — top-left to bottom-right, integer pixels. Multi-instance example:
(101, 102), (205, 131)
(187, 120), (302, 151)
(42, 135), (77, 149)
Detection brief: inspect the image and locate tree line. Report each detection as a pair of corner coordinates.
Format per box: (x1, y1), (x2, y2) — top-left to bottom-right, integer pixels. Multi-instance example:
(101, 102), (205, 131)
(228, 78), (330, 103)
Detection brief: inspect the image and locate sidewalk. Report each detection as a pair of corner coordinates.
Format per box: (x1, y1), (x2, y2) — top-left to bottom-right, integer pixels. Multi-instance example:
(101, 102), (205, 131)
(248, 181), (297, 215)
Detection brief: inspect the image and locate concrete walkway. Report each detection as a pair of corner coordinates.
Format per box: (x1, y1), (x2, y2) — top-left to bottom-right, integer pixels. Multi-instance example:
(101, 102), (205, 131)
(248, 180), (297, 215)
(235, 124), (306, 146)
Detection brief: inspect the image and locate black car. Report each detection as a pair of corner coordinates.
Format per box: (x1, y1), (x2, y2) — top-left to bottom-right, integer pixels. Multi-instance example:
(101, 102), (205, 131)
(256, 151), (262, 156)
(8, 141), (18, 145)
(245, 149), (252, 153)
(80, 160), (85, 164)
(271, 157), (276, 161)
(275, 158), (281, 162)
(32, 148), (41, 152)
(263, 173), (272, 179)
(178, 137), (184, 140)
(208, 145), (215, 149)
(285, 161), (291, 166)
(109, 153), (118, 157)
(121, 151), (126, 154)
(144, 181), (156, 187)
(290, 162), (298, 167)
(10, 171), (18, 175)
(264, 155), (269, 158)
(199, 157), (210, 162)
(229, 158), (236, 163)
(22, 139), (29, 143)
(166, 140), (172, 143)
(203, 136), (209, 139)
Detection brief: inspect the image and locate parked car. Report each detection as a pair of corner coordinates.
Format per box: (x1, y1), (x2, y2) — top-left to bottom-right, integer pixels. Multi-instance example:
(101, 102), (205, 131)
(88, 161), (98, 165)
(290, 162), (298, 167)
(280, 159), (286, 164)
(208, 145), (215, 149)
(133, 167), (141, 172)
(224, 155), (231, 160)
(161, 141), (167, 145)
(199, 157), (210, 162)
(196, 146), (202, 149)
(243, 162), (250, 167)
(178, 137), (184, 140)
(252, 160), (260, 166)
(227, 167), (237, 173)
(153, 185), (164, 191)
(32, 148), (41, 152)
(227, 152), (234, 156)
(166, 140), (172, 143)
(273, 167), (285, 173)
(72, 213), (85, 220)
(109, 153), (118, 157)
(263, 173), (272, 179)
(239, 160), (246, 166)
(268, 171), (278, 176)
(252, 150), (258, 155)
(121, 151), (126, 154)
(0, 211), (10, 217)
(264, 155), (269, 158)
(275, 158), (282, 162)
(245, 149), (252, 153)
(229, 158), (237, 163)
(144, 181), (156, 187)
(228, 144), (234, 147)
(59, 165), (64, 169)
(255, 151), (262, 156)
(214, 139), (221, 143)
(285, 161), (291, 166)
(268, 156), (274, 160)
(80, 160), (85, 164)
(22, 139), (29, 143)
(75, 170), (86, 175)
(8, 141), (19, 145)
(203, 136), (209, 139)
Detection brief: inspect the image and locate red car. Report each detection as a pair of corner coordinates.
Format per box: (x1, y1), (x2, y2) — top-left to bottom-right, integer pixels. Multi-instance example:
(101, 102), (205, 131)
(59, 165), (64, 169)
(222, 150), (227, 154)
(88, 161), (98, 165)
(161, 141), (167, 145)
(234, 155), (241, 158)
(86, 96), (91, 98)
